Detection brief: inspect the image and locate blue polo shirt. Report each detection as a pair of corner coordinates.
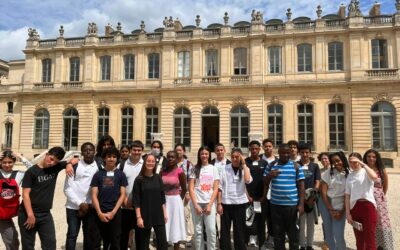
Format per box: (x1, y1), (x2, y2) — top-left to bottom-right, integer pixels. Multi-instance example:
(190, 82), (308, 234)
(263, 160), (305, 206)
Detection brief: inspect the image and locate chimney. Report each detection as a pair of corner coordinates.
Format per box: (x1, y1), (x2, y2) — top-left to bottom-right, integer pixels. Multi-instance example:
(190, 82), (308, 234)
(105, 24), (114, 36)
(338, 4), (346, 19)
(369, 2), (381, 17)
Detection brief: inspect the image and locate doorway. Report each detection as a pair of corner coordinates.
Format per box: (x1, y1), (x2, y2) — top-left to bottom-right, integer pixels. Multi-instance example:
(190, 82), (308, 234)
(202, 107), (219, 151)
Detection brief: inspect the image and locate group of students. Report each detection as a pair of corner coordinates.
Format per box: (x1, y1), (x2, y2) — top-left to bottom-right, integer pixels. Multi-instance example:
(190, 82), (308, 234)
(0, 135), (394, 250)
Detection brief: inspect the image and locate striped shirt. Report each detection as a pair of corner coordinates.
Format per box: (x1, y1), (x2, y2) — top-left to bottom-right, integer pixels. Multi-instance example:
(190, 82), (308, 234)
(263, 160), (305, 206)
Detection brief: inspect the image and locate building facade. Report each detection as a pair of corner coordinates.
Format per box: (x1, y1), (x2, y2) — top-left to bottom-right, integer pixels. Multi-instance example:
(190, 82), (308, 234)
(1, 1), (400, 166)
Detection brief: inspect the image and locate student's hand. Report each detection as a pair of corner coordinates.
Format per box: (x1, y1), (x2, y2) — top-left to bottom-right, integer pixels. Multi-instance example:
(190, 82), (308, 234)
(297, 204), (304, 216)
(204, 204), (212, 215)
(78, 203), (89, 217)
(137, 217), (144, 228)
(164, 215), (168, 224)
(184, 193), (190, 206)
(98, 212), (109, 223)
(65, 164), (74, 177)
(248, 196), (253, 203)
(333, 210), (343, 220)
(24, 214), (36, 230)
(70, 157), (80, 166)
(217, 204), (223, 215)
(269, 169), (280, 178)
(194, 204), (203, 215)
(346, 213), (353, 225)
(105, 211), (115, 220)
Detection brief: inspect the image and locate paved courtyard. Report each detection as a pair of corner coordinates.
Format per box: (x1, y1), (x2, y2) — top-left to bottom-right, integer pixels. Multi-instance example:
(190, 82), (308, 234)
(2, 167), (399, 249)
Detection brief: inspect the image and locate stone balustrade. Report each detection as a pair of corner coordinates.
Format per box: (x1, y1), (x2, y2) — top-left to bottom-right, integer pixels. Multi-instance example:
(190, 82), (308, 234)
(174, 77), (192, 85)
(62, 82), (83, 88)
(230, 75), (250, 83)
(365, 69), (399, 78)
(201, 76), (220, 84)
(33, 82), (54, 88)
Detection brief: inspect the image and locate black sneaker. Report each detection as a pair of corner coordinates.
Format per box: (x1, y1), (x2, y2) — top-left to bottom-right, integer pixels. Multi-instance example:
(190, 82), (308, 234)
(306, 247), (314, 250)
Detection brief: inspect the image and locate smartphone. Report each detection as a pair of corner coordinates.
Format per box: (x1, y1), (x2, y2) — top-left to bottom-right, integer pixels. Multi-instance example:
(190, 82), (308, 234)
(352, 221), (363, 231)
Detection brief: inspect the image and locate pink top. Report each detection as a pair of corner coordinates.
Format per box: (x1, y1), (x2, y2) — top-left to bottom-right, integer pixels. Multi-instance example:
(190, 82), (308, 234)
(161, 167), (183, 196)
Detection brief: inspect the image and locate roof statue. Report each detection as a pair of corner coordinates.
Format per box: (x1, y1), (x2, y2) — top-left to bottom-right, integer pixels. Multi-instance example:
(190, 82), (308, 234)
(27, 28), (40, 40)
(163, 16), (175, 29)
(87, 22), (98, 35)
(348, 0), (362, 17)
(251, 9), (264, 24)
(59, 25), (64, 37)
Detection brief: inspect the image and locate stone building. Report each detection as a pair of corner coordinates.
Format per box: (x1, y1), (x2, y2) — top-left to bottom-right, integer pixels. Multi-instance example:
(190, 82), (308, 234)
(1, 1), (400, 167)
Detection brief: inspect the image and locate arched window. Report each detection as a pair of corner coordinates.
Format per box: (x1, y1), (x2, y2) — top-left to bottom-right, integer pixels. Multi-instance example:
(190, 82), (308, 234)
(33, 109), (49, 149)
(328, 103), (345, 149)
(371, 39), (388, 69)
(146, 107), (159, 146)
(124, 54), (135, 80)
(69, 57), (80, 82)
(234, 48), (247, 75)
(298, 103), (313, 146)
(297, 43), (312, 72)
(63, 108), (79, 150)
(268, 104), (283, 146)
(121, 107), (134, 145)
(371, 102), (395, 150)
(98, 107), (109, 141)
(148, 53), (160, 79)
(42, 58), (52, 82)
(174, 107), (191, 148)
(328, 42), (343, 71)
(205, 49), (218, 76)
(230, 106), (249, 148)
(100, 55), (111, 80)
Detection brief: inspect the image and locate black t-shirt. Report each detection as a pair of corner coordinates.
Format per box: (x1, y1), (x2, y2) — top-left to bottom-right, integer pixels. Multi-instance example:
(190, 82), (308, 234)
(132, 174), (166, 229)
(298, 161), (321, 189)
(90, 169), (128, 212)
(21, 162), (67, 213)
(245, 157), (268, 200)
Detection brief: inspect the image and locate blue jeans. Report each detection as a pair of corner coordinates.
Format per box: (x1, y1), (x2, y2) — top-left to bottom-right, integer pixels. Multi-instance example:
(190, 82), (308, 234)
(318, 200), (346, 250)
(65, 208), (89, 250)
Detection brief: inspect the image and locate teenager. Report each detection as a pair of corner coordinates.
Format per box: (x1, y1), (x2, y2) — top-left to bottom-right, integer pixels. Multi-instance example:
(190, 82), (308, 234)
(288, 140), (301, 162)
(64, 142), (100, 250)
(263, 143), (305, 250)
(298, 144), (321, 250)
(132, 154), (168, 250)
(345, 152), (378, 250)
(175, 143), (194, 246)
(161, 151), (187, 249)
(91, 147), (127, 250)
(189, 146), (219, 250)
(363, 149), (394, 249)
(148, 140), (167, 174)
(317, 152), (332, 250)
(18, 147), (77, 250)
(260, 138), (277, 248)
(218, 148), (252, 250)
(95, 135), (116, 166)
(0, 151), (24, 250)
(245, 140), (268, 248)
(211, 143), (231, 174)
(119, 140), (144, 250)
(119, 145), (130, 162)
(320, 151), (349, 250)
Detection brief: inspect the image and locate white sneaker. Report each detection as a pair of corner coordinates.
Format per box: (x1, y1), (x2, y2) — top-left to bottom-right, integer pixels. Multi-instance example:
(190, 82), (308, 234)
(248, 235), (258, 247)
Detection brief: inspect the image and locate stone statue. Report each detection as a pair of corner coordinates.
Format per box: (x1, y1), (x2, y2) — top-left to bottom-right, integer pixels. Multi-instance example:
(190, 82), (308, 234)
(27, 28), (40, 40)
(87, 22), (98, 35)
(163, 16), (175, 29)
(223, 12), (229, 26)
(286, 8), (292, 21)
(251, 9), (263, 24)
(59, 25), (64, 37)
(348, 0), (362, 17)
(195, 15), (201, 27)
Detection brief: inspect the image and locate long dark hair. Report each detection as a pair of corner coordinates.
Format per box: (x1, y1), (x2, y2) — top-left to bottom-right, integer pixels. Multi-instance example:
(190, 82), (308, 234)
(151, 140), (164, 156)
(363, 149), (385, 185)
(194, 146), (212, 179)
(139, 153), (157, 177)
(329, 151), (350, 177)
(0, 150), (17, 162)
(96, 135), (116, 157)
(231, 147), (243, 180)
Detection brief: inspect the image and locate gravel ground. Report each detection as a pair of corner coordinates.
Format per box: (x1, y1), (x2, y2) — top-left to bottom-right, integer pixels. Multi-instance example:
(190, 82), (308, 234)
(2, 167), (399, 249)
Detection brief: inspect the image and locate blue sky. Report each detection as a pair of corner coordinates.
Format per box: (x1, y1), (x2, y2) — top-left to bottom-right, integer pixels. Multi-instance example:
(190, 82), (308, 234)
(0, 0), (396, 61)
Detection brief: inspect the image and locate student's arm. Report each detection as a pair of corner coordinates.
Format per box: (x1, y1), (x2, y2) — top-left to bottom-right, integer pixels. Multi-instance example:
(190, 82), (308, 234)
(178, 171), (187, 200)
(64, 175), (83, 208)
(345, 194), (353, 224)
(243, 164), (252, 184)
(188, 178), (202, 215)
(217, 190), (223, 215)
(205, 179), (219, 215)
(362, 161), (378, 181)
(383, 168), (389, 195)
(314, 165), (321, 189)
(22, 188), (35, 230)
(132, 178), (144, 228)
(91, 186), (108, 223)
(297, 180), (305, 216)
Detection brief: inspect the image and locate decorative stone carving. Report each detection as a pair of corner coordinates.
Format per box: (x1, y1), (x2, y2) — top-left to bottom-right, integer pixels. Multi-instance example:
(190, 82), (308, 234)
(202, 98), (218, 108)
(3, 116), (14, 124)
(271, 96), (280, 104)
(248, 132), (263, 144)
(286, 8), (292, 21)
(316, 5), (322, 19)
(251, 10), (264, 24)
(147, 99), (157, 107)
(348, 0), (362, 17)
(99, 100), (107, 108)
(27, 28), (40, 40)
(59, 25), (64, 37)
(174, 99), (189, 108)
(195, 15), (201, 27)
(300, 96), (311, 103)
(122, 99), (131, 107)
(140, 21), (145, 33)
(374, 92), (393, 102)
(64, 102), (77, 109)
(151, 133), (163, 142)
(332, 94), (342, 103)
(35, 101), (47, 110)
(231, 97), (248, 107)
(223, 12), (229, 26)
(163, 16), (175, 29)
(87, 22), (98, 35)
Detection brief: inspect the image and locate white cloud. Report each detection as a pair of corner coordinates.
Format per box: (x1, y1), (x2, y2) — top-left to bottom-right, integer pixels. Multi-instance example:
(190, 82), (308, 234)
(0, 27), (33, 61)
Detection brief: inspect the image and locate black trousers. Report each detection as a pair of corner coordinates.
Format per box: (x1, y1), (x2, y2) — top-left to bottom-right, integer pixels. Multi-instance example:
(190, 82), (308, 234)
(18, 208), (56, 250)
(137, 225), (167, 250)
(92, 209), (122, 250)
(65, 208), (90, 250)
(265, 199), (274, 237)
(220, 203), (247, 250)
(270, 204), (299, 250)
(120, 209), (140, 250)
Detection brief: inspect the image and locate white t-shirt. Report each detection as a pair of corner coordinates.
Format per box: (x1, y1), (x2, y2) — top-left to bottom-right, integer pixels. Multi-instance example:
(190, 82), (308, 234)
(213, 158), (228, 176)
(189, 164), (220, 204)
(321, 168), (346, 210)
(262, 155), (276, 200)
(219, 164), (252, 205)
(345, 168), (376, 209)
(120, 158), (143, 202)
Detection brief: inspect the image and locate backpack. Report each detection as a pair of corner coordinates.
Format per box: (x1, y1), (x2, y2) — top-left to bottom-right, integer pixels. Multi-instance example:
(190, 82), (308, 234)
(0, 171), (20, 219)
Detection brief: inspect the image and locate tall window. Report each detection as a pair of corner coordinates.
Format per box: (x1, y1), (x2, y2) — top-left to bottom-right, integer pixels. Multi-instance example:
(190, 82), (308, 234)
(297, 44), (312, 72)
(371, 102), (395, 150)
(98, 107), (109, 141)
(100, 55), (111, 81)
(174, 107), (191, 148)
(121, 107), (134, 145)
(269, 46), (282, 74)
(124, 54), (135, 80)
(206, 49), (218, 76)
(372, 39), (388, 69)
(4, 122), (12, 148)
(69, 57), (80, 82)
(329, 103), (345, 148)
(234, 48), (247, 75)
(148, 53), (160, 79)
(298, 104), (313, 146)
(33, 109), (49, 149)
(328, 42), (343, 71)
(63, 108), (79, 150)
(7, 102), (13, 113)
(42, 58), (52, 82)
(146, 107), (159, 146)
(177, 51), (190, 78)
(230, 106), (249, 148)
(268, 104), (283, 146)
